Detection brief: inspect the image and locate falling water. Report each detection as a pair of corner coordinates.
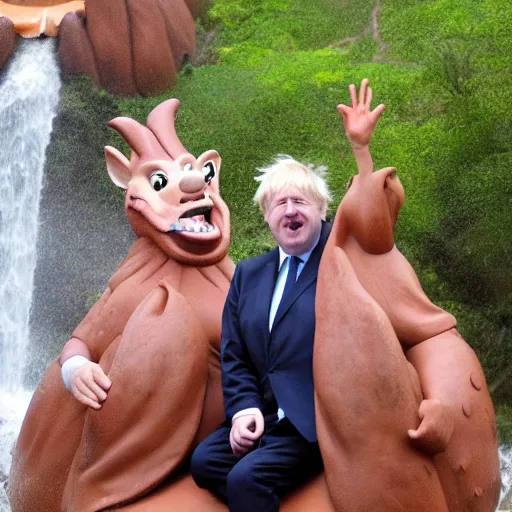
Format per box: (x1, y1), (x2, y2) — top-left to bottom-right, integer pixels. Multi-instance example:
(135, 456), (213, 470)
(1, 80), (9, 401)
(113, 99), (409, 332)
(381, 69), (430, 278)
(501, 445), (512, 508)
(0, 38), (61, 510)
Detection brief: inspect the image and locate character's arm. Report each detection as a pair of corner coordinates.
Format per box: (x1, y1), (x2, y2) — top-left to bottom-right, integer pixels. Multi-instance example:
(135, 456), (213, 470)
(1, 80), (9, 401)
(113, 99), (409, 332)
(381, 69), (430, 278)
(337, 78), (385, 175)
(336, 79), (403, 254)
(221, 264), (264, 456)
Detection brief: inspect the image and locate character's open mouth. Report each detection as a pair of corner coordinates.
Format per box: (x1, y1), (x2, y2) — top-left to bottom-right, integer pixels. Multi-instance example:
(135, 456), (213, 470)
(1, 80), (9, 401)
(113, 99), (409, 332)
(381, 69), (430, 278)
(169, 194), (215, 233)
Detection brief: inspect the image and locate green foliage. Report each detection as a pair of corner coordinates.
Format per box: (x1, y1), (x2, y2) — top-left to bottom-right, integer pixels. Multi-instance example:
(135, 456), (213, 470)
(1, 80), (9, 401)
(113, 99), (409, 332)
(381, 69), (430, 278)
(497, 405), (512, 446)
(206, 0), (374, 52)
(47, 75), (122, 207)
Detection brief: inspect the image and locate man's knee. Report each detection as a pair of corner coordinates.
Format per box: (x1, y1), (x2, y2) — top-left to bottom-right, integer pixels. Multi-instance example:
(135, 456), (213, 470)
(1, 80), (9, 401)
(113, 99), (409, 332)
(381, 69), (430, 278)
(190, 442), (210, 488)
(227, 458), (257, 495)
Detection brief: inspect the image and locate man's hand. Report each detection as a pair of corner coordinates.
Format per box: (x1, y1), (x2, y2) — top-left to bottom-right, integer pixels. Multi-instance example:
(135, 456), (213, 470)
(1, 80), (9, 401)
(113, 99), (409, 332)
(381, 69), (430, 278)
(337, 78), (386, 149)
(408, 398), (455, 455)
(230, 410), (264, 458)
(69, 361), (112, 409)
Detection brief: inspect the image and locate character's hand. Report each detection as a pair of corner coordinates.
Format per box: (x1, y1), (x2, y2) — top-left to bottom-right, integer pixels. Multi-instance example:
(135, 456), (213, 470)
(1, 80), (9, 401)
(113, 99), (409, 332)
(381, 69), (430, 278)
(408, 398), (455, 455)
(229, 410), (264, 458)
(69, 361), (112, 410)
(336, 78), (386, 149)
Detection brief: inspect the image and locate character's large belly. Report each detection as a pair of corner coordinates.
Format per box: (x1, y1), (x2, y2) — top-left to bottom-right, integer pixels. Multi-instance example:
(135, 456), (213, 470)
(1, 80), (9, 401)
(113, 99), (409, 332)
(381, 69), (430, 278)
(314, 245), (449, 511)
(407, 331), (501, 512)
(9, 280), (213, 512)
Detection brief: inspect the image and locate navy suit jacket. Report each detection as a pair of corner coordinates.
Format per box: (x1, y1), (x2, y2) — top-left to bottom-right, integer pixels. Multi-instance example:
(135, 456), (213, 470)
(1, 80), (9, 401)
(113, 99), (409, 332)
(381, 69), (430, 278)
(221, 221), (332, 442)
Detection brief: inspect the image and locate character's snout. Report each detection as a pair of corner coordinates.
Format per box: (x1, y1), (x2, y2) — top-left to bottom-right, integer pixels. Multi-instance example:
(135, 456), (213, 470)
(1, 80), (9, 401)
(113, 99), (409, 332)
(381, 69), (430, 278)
(179, 170), (207, 193)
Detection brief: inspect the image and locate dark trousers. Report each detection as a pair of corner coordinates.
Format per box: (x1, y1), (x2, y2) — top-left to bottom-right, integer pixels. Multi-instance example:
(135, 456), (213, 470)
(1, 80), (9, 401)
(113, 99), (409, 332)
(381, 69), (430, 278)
(190, 418), (322, 512)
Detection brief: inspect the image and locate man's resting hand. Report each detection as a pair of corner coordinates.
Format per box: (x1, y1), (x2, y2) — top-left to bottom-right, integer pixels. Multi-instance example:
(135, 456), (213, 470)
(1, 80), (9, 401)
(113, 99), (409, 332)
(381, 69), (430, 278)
(230, 409), (264, 458)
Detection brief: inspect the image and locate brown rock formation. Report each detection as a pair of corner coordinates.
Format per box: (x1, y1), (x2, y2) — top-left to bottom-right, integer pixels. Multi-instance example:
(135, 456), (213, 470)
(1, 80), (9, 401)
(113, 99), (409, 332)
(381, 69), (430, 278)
(3, 1), (71, 5)
(0, 16), (15, 68)
(0, 0), (202, 96)
(0, 0), (84, 37)
(58, 0), (198, 96)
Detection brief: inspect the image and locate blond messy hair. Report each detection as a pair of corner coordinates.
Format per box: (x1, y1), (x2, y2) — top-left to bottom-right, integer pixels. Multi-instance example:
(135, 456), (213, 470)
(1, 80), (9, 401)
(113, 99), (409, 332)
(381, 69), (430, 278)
(253, 155), (332, 219)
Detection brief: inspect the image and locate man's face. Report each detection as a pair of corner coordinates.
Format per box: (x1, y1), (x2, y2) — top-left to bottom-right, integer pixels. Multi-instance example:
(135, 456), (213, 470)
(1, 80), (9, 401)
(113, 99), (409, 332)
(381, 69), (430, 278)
(264, 186), (323, 255)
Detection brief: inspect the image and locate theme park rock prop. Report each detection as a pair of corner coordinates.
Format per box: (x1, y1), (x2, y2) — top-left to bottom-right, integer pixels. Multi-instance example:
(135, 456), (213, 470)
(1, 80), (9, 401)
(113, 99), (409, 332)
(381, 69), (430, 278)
(0, 0), (84, 37)
(314, 79), (501, 511)
(8, 99), (234, 511)
(0, 0), (201, 96)
(0, 15), (15, 68)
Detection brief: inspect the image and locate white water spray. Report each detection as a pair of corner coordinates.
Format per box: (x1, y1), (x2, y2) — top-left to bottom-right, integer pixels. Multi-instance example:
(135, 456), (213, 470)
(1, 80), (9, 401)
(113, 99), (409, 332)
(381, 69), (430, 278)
(501, 445), (512, 508)
(0, 38), (61, 511)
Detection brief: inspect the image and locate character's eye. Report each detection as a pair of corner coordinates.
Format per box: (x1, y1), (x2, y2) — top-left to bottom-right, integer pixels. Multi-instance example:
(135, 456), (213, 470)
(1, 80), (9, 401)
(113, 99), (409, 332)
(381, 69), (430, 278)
(183, 163), (193, 172)
(149, 171), (168, 191)
(202, 161), (216, 184)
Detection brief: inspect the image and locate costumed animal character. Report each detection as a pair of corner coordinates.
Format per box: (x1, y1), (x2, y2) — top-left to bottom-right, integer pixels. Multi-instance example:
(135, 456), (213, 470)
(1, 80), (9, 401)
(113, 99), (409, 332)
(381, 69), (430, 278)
(0, 0), (201, 95)
(8, 98), (234, 511)
(314, 79), (501, 511)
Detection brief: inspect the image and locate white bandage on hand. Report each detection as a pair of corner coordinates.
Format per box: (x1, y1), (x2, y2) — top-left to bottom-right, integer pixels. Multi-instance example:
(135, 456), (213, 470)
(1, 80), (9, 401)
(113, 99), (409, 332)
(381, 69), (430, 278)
(61, 355), (90, 391)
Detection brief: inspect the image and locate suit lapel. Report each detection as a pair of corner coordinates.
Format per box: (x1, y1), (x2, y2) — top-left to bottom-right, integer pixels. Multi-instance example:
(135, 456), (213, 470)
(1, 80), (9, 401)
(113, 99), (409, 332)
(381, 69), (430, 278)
(271, 222), (332, 332)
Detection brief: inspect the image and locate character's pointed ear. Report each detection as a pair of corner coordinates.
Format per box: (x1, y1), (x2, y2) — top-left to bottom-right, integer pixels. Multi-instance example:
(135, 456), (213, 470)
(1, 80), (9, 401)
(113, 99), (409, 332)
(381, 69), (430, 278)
(198, 150), (221, 194)
(105, 146), (131, 189)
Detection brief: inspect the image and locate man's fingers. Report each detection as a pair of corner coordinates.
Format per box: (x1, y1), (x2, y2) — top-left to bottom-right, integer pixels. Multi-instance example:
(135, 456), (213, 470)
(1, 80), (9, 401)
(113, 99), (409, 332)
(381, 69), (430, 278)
(233, 427), (254, 446)
(230, 431), (249, 458)
(92, 366), (112, 390)
(349, 83), (357, 108)
(236, 436), (255, 448)
(241, 411), (264, 439)
(253, 412), (265, 438)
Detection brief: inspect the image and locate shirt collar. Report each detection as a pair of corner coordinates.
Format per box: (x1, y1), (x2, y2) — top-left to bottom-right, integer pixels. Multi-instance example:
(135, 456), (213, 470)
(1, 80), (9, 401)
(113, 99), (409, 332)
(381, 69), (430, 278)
(277, 230), (321, 270)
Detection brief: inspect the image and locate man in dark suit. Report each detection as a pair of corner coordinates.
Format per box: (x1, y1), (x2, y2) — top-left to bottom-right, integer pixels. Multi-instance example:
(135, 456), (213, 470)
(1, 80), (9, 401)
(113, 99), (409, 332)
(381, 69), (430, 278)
(191, 156), (332, 511)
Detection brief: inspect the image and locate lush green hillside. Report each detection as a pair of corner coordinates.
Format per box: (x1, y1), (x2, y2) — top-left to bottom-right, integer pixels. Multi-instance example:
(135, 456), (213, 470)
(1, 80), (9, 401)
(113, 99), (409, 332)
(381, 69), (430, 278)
(55, 0), (512, 403)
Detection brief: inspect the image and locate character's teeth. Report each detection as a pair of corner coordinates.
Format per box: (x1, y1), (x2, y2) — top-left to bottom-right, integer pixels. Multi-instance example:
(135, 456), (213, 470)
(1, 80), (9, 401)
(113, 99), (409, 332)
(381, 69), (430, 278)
(169, 222), (185, 232)
(194, 224), (201, 233)
(207, 225), (214, 232)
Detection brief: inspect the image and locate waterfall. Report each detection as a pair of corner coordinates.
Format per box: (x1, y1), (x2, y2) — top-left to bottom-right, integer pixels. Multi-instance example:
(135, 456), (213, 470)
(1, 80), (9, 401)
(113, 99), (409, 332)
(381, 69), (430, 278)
(501, 445), (512, 508)
(0, 38), (61, 511)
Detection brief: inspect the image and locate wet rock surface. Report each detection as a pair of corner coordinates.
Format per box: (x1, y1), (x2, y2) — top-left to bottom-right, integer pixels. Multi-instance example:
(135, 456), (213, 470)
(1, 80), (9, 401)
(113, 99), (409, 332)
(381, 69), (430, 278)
(0, 17), (15, 69)
(58, 0), (199, 96)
